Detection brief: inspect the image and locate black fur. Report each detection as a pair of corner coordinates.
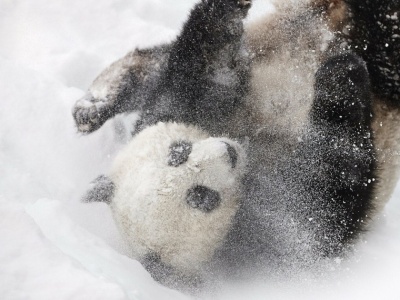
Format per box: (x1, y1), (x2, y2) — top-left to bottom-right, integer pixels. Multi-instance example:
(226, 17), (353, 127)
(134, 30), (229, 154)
(186, 185), (222, 212)
(142, 253), (204, 292)
(138, 0), (251, 134)
(296, 53), (376, 255)
(311, 54), (372, 128)
(344, 0), (400, 104)
(82, 175), (115, 205)
(223, 141), (238, 169)
(168, 141), (193, 167)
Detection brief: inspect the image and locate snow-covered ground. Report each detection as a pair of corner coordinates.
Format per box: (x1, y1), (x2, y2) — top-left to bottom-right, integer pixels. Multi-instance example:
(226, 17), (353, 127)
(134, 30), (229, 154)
(1, 0), (399, 299)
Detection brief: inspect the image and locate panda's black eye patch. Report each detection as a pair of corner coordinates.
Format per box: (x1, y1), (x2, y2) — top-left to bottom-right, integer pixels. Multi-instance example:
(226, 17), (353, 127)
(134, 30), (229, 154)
(186, 185), (221, 213)
(168, 141), (192, 167)
(222, 142), (238, 169)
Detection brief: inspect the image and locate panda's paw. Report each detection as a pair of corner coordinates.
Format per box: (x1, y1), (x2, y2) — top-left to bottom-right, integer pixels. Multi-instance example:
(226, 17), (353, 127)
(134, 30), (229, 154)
(142, 253), (203, 292)
(312, 53), (371, 127)
(82, 175), (115, 204)
(72, 95), (109, 134)
(237, 0), (252, 9)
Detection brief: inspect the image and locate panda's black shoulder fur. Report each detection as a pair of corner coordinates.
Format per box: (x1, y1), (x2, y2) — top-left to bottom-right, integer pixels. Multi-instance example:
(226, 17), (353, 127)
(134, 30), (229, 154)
(344, 0), (400, 104)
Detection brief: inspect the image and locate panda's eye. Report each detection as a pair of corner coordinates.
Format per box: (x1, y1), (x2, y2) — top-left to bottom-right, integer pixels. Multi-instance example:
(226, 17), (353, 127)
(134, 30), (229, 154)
(222, 142), (238, 169)
(168, 141), (192, 167)
(186, 185), (221, 213)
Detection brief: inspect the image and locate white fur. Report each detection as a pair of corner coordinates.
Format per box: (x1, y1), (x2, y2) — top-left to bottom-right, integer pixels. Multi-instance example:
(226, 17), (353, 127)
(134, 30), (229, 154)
(109, 122), (246, 273)
(242, 0), (334, 136)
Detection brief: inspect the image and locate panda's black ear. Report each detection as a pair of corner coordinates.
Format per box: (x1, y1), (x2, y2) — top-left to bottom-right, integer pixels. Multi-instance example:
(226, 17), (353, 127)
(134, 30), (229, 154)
(81, 175), (115, 205)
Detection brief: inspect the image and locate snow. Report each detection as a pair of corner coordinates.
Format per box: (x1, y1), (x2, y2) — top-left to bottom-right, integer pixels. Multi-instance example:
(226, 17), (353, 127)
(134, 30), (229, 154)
(0, 0), (399, 299)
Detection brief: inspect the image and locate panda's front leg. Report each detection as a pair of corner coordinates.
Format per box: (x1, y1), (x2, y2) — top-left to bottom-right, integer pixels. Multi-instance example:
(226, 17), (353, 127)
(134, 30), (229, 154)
(167, 0), (251, 79)
(72, 49), (158, 134)
(169, 0), (251, 63)
(148, 0), (251, 130)
(295, 53), (377, 256)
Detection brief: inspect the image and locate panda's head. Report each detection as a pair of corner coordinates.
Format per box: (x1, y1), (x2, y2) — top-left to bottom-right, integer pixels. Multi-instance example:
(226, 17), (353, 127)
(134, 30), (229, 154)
(98, 122), (246, 275)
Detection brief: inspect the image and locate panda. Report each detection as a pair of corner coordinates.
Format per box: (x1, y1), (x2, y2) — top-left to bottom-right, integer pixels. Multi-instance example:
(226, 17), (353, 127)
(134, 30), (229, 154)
(82, 122), (247, 290)
(74, 0), (400, 290)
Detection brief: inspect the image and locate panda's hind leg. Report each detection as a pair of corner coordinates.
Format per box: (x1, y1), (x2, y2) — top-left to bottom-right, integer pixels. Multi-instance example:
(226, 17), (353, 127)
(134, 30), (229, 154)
(295, 53), (377, 256)
(310, 53), (372, 128)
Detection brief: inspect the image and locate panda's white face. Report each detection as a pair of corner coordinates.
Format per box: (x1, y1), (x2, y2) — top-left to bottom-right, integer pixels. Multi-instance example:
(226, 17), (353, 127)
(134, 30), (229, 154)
(109, 122), (246, 274)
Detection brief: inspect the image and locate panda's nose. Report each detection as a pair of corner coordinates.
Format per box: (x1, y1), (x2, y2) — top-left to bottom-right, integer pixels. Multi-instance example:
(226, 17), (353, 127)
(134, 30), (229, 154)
(222, 142), (238, 169)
